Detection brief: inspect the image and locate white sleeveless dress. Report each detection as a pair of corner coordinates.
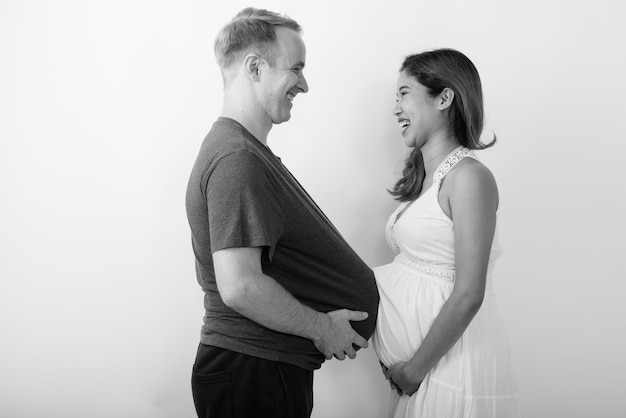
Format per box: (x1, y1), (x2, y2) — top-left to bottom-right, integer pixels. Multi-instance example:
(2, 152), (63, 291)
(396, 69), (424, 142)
(372, 147), (521, 418)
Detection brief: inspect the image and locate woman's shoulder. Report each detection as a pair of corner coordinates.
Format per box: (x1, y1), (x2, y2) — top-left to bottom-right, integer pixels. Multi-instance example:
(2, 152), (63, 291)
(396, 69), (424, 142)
(442, 156), (498, 203)
(449, 156), (495, 185)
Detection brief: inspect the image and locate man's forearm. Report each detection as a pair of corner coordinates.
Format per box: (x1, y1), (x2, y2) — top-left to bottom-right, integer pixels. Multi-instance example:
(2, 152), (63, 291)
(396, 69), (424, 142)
(213, 246), (369, 359)
(221, 268), (327, 340)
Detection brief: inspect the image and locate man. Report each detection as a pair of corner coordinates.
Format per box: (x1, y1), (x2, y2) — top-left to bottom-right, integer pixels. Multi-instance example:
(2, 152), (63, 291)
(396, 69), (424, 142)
(186, 8), (379, 418)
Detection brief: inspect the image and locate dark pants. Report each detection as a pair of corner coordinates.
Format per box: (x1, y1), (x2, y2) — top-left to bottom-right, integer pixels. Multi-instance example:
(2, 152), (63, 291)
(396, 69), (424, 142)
(191, 344), (314, 418)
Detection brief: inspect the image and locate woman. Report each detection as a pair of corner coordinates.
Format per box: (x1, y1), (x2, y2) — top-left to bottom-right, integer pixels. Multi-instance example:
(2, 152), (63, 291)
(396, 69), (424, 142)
(372, 49), (521, 417)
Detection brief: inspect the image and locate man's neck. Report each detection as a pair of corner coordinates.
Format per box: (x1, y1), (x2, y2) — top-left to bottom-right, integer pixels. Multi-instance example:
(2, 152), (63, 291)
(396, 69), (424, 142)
(221, 92), (272, 145)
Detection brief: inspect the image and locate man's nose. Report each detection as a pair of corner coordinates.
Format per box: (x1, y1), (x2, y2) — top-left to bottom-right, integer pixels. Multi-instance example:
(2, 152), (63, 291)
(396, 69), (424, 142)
(298, 74), (309, 93)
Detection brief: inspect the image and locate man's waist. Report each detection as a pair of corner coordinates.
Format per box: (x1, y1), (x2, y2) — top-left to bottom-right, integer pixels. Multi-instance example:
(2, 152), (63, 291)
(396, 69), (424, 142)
(200, 322), (324, 371)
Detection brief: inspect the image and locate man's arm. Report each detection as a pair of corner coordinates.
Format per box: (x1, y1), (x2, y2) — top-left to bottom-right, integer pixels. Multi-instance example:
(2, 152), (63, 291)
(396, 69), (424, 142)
(213, 246), (369, 360)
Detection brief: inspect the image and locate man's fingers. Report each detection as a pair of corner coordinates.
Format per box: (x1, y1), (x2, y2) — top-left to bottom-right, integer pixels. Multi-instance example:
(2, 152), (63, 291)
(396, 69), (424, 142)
(332, 348), (357, 360)
(352, 334), (368, 349)
(346, 310), (369, 322)
(318, 309), (371, 361)
(345, 347), (357, 359)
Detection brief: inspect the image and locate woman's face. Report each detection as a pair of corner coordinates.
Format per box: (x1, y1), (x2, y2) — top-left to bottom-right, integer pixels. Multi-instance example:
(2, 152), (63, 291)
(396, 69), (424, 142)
(392, 70), (445, 149)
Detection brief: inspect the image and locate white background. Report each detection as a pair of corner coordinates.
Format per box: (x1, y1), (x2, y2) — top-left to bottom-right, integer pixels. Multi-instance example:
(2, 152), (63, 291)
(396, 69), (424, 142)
(1, 0), (625, 417)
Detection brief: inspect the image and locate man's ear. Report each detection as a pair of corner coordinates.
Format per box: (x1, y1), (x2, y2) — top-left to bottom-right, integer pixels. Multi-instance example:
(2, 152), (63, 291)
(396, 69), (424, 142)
(438, 88), (455, 110)
(243, 54), (262, 80)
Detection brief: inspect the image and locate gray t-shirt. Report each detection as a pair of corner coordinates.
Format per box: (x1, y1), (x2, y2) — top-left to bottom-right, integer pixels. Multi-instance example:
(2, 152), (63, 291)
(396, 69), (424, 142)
(186, 117), (379, 370)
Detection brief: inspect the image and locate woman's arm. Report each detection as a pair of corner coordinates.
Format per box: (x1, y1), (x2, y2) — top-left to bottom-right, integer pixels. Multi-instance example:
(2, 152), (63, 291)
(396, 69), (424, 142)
(388, 161), (498, 395)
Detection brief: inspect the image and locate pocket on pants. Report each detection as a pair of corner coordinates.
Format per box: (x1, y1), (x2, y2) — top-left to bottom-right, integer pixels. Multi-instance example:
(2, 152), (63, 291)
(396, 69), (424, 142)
(192, 368), (234, 416)
(192, 369), (231, 384)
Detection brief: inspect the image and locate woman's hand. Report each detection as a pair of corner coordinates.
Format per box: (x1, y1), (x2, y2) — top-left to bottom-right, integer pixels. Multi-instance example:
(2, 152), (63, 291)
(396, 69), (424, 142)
(387, 361), (423, 396)
(380, 362), (402, 395)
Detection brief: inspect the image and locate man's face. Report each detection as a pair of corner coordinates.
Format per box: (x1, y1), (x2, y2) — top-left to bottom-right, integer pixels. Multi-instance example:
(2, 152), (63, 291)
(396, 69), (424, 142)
(257, 27), (309, 125)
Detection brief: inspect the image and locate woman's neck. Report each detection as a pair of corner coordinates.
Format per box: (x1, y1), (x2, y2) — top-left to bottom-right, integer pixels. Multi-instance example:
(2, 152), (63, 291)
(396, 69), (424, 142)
(421, 135), (460, 180)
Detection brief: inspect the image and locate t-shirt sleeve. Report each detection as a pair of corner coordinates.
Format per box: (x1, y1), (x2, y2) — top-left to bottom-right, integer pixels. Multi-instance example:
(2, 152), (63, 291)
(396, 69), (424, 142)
(205, 150), (284, 260)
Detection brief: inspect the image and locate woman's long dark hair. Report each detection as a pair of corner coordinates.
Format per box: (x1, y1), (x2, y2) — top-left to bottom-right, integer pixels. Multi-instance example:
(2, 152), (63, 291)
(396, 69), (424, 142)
(390, 49), (495, 202)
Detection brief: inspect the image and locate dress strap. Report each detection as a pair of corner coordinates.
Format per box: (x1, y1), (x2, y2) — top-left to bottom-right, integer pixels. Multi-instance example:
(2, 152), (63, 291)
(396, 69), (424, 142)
(433, 146), (473, 185)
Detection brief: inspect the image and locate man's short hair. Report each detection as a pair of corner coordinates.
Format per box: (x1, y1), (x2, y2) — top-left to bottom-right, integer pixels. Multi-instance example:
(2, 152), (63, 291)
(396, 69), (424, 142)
(214, 7), (302, 69)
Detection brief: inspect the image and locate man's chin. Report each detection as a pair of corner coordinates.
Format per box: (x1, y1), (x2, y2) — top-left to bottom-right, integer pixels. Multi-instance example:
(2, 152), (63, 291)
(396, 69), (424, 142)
(272, 113), (292, 125)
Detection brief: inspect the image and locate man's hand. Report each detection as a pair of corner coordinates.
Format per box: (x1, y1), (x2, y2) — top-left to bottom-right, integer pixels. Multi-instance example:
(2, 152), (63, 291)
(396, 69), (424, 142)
(213, 248), (371, 362)
(311, 309), (369, 360)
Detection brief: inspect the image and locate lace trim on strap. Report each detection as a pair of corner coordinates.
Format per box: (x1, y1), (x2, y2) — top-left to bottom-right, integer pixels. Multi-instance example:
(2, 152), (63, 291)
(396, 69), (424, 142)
(388, 146), (471, 253)
(432, 146), (472, 185)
